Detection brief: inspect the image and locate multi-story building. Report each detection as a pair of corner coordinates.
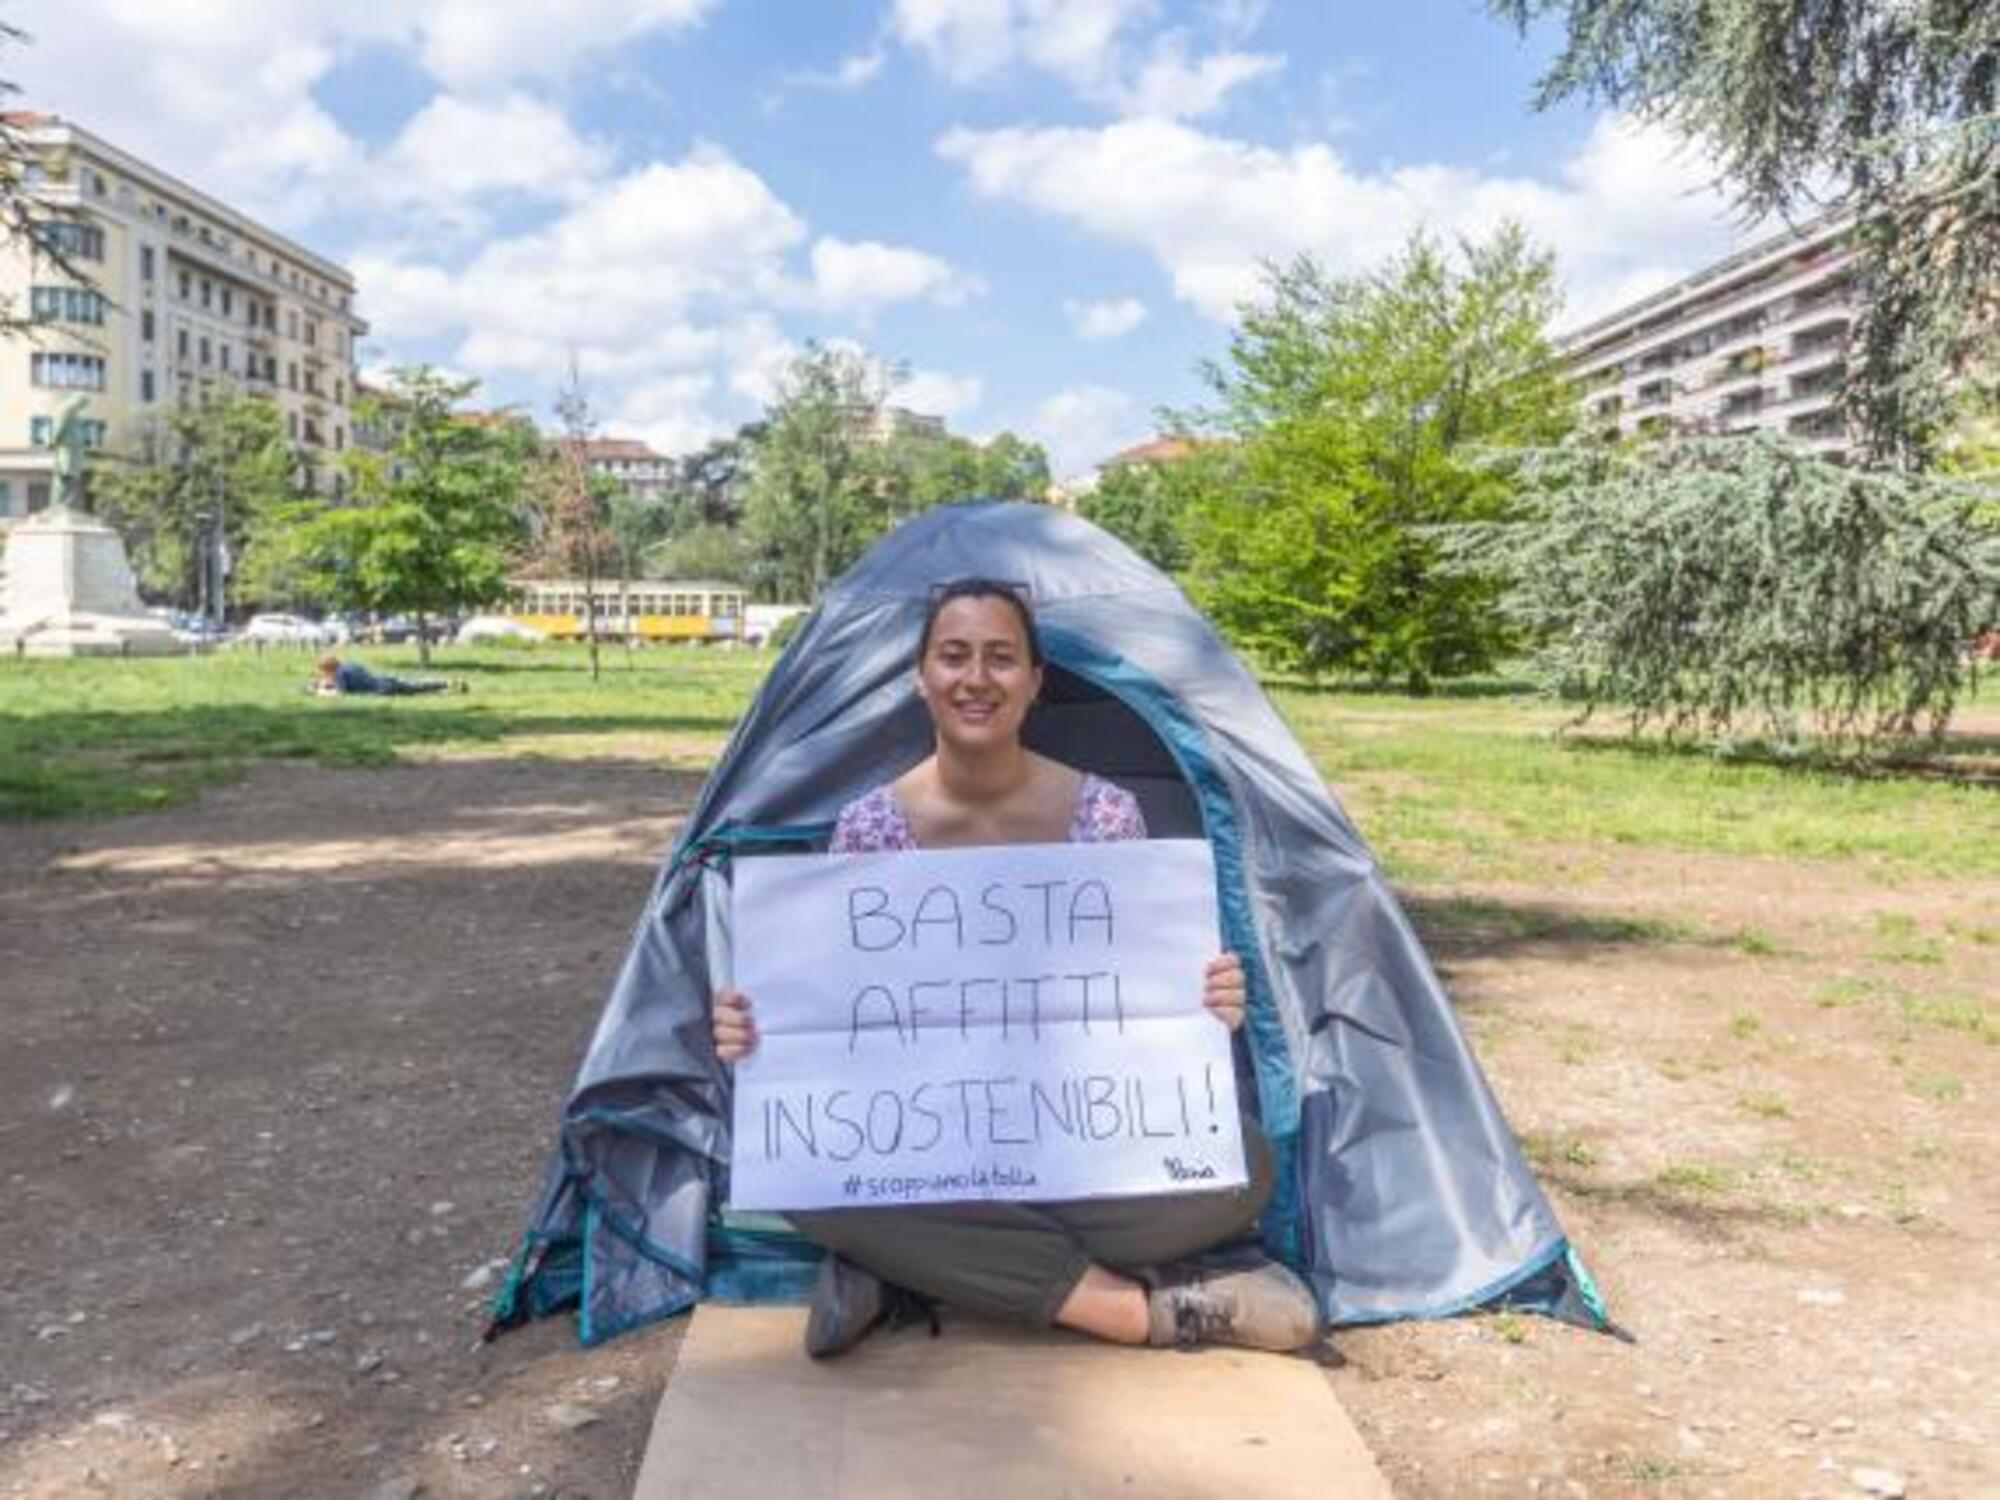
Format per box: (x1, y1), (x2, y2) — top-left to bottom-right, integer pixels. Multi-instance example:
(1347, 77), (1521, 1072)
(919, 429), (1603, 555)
(582, 438), (674, 505)
(1560, 211), (1858, 460)
(0, 112), (367, 523)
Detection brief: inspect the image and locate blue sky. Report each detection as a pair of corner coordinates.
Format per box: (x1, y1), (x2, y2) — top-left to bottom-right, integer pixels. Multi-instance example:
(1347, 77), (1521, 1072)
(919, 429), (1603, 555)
(16, 1), (1750, 474)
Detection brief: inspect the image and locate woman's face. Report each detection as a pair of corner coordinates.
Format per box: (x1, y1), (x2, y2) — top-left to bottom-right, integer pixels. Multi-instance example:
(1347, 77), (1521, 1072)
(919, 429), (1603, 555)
(916, 595), (1041, 753)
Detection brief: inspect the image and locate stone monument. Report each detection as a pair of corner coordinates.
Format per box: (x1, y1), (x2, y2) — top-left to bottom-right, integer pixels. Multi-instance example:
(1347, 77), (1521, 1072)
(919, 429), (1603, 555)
(0, 398), (179, 657)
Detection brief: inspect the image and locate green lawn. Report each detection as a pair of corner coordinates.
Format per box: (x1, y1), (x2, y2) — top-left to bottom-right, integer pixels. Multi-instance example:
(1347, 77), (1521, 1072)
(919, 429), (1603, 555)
(3, 646), (1993, 882)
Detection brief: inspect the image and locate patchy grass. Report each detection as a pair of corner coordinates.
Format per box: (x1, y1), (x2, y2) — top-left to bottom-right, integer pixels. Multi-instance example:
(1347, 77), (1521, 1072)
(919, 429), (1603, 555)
(1895, 992), (1998, 1042)
(1728, 1013), (1764, 1042)
(1871, 912), (1951, 965)
(1728, 926), (1789, 957)
(0, 645), (769, 819)
(1907, 1073), (1965, 1102)
(1652, 1161), (1741, 1197)
(1519, 1129), (1600, 1171)
(1737, 1091), (1791, 1119)
(1275, 687), (1999, 880)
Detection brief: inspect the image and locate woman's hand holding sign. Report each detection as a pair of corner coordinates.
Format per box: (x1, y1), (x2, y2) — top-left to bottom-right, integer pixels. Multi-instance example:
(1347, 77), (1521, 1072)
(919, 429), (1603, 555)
(712, 952), (1242, 1066)
(713, 987), (757, 1064)
(1201, 953), (1246, 1033)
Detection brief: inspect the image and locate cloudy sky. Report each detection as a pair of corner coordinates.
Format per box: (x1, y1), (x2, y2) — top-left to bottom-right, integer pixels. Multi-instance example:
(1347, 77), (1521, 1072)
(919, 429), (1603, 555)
(13, 0), (1754, 475)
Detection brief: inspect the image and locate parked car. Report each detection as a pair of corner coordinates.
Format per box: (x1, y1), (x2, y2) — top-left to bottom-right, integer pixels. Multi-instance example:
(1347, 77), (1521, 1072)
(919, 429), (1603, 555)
(456, 615), (546, 644)
(168, 612), (233, 648)
(239, 612), (333, 646)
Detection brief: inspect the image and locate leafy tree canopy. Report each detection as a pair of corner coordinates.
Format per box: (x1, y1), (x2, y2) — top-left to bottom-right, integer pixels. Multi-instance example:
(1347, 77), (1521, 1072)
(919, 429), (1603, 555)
(94, 389), (306, 611)
(1492, 0), (2000, 466)
(292, 366), (536, 658)
(1181, 224), (1574, 687)
(741, 343), (894, 602)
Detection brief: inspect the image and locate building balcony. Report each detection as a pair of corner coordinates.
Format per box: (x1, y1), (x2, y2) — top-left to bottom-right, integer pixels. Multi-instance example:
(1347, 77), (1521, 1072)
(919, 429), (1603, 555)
(1565, 245), (1855, 384)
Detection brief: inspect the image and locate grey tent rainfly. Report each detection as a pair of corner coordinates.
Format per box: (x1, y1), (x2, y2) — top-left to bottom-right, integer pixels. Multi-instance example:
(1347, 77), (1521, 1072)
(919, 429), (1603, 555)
(490, 500), (1620, 1346)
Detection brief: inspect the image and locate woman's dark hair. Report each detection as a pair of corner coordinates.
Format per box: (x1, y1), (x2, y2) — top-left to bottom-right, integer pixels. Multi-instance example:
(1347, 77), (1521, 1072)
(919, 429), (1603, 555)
(917, 577), (1043, 668)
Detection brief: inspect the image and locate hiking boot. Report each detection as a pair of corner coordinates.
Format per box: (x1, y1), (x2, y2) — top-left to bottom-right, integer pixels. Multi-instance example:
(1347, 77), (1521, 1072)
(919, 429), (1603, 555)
(1145, 1256), (1321, 1352)
(804, 1253), (886, 1358)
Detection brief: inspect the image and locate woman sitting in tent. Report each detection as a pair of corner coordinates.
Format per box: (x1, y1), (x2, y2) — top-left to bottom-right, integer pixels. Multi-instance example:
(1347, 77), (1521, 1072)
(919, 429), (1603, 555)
(712, 578), (1321, 1358)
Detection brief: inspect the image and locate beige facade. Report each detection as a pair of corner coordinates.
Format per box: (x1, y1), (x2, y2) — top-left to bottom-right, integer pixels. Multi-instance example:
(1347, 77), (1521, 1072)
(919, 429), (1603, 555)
(1560, 212), (1857, 460)
(583, 437), (674, 505)
(0, 113), (367, 522)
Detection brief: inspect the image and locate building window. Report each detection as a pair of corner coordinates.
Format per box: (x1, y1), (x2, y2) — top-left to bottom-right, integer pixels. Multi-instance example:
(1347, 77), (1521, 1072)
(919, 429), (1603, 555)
(179, 269), (191, 300)
(264, 304), (276, 331)
(0, 480), (12, 518)
(141, 369), (156, 403)
(220, 344), (232, 373)
(141, 309), (155, 341)
(287, 361), (298, 390)
(200, 279), (212, 310)
(286, 309), (298, 340)
(334, 425), (344, 451)
(335, 379), (344, 405)
(29, 286), (108, 324)
(287, 411), (299, 440)
(305, 319), (319, 346)
(199, 336), (211, 367)
(31, 220), (105, 262)
(30, 352), (108, 390)
(31, 415), (107, 447)
(140, 245), (155, 281)
(221, 287), (233, 317)
(177, 328), (189, 359)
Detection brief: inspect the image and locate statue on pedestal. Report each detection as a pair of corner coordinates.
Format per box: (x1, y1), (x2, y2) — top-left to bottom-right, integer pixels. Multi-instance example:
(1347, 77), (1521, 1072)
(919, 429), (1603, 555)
(49, 396), (92, 513)
(0, 397), (179, 655)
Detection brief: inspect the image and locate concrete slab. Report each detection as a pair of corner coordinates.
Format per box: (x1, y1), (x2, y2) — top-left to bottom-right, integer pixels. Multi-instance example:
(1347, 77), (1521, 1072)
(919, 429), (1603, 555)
(632, 1306), (1391, 1499)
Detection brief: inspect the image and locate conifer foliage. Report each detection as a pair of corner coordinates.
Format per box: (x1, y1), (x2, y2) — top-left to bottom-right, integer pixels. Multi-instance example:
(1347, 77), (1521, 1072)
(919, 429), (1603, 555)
(1472, 436), (2000, 749)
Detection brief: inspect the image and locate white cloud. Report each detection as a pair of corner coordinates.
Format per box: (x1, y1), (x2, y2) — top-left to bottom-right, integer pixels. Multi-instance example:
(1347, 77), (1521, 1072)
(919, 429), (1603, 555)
(898, 368), (984, 419)
(886, 0), (1275, 118)
(808, 237), (979, 318)
(13, 0), (715, 226)
(375, 93), (609, 229)
(1064, 296), (1149, 340)
(406, 0), (719, 89)
(1119, 42), (1280, 119)
(354, 144), (974, 449)
(940, 113), (1744, 327)
(1027, 384), (1148, 476)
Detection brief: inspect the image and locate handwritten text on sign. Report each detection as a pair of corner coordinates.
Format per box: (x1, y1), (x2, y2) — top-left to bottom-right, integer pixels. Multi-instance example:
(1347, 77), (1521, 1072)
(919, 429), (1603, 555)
(728, 839), (1245, 1211)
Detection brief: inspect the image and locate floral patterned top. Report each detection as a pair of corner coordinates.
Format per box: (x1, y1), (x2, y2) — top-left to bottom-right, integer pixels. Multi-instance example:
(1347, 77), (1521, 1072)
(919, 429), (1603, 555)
(830, 773), (1147, 853)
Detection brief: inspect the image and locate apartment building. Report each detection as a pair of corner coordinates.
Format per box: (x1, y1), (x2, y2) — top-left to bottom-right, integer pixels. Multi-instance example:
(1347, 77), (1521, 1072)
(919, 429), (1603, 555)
(0, 113), (368, 521)
(1560, 211), (1858, 460)
(582, 438), (674, 505)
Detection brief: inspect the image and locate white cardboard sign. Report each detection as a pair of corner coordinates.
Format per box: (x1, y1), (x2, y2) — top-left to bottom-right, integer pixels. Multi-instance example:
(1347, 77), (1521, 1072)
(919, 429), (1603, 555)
(727, 839), (1245, 1212)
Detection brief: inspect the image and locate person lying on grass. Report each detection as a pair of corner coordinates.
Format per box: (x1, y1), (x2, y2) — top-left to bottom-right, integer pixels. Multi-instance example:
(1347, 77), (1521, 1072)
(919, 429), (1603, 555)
(713, 577), (1321, 1359)
(312, 655), (465, 698)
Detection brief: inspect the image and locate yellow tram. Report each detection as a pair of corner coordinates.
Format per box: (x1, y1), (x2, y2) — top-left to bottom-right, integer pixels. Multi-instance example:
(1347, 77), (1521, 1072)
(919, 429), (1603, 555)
(507, 578), (747, 643)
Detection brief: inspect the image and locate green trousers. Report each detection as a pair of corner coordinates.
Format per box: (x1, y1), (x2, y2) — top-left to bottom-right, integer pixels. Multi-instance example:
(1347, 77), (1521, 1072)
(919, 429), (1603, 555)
(791, 1122), (1275, 1326)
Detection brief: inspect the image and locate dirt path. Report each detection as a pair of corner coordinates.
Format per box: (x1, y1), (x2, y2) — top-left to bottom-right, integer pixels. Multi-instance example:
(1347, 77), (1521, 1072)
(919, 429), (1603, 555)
(3, 758), (1995, 1498)
(2, 761), (695, 1500)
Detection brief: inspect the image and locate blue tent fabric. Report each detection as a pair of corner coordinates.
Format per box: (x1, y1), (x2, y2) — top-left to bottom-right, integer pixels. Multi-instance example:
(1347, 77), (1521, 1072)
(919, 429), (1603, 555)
(492, 500), (1614, 1346)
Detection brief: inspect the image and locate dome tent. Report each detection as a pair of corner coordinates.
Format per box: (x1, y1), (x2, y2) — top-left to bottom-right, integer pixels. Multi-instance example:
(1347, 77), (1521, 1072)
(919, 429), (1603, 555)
(493, 500), (1616, 1346)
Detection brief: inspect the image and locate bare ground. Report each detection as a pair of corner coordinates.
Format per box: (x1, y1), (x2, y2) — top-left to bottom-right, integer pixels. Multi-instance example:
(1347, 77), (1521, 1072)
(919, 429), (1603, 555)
(2, 757), (1995, 1499)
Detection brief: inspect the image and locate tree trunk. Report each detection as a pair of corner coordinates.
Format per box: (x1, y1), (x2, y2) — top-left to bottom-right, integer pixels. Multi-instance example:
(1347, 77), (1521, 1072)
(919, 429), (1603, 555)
(417, 611), (432, 668)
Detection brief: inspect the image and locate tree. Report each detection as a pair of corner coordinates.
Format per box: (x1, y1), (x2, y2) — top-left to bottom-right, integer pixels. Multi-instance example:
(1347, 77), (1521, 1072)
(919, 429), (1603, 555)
(1459, 434), (2000, 750)
(881, 427), (1053, 517)
(539, 365), (618, 679)
(1078, 448), (1225, 574)
(646, 521), (751, 584)
(1182, 225), (1575, 687)
(294, 366), (535, 665)
(741, 344), (892, 601)
(1491, 0), (2000, 468)
(94, 390), (305, 614)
